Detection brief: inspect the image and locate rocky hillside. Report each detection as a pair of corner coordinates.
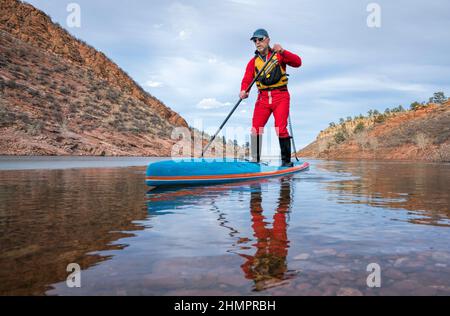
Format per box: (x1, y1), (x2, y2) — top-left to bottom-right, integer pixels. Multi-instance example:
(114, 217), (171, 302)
(0, 0), (188, 156)
(298, 101), (450, 162)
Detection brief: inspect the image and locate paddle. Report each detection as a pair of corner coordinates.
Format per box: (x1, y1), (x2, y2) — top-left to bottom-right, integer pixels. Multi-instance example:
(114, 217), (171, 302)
(201, 50), (278, 157)
(288, 115), (299, 162)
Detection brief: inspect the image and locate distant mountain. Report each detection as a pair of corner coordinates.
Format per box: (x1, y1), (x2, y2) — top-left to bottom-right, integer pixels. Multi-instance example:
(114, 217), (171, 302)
(0, 0), (189, 156)
(298, 101), (450, 162)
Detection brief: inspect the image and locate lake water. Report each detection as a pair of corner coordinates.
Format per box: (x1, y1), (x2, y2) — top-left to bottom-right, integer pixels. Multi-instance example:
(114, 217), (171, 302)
(0, 157), (449, 296)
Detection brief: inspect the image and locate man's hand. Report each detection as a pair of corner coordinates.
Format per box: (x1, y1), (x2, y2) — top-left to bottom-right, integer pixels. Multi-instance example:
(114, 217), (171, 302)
(240, 90), (249, 99)
(273, 44), (284, 54)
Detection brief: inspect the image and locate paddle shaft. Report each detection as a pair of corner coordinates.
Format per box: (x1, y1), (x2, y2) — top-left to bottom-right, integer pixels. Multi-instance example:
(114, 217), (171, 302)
(288, 114), (299, 161)
(201, 50), (278, 157)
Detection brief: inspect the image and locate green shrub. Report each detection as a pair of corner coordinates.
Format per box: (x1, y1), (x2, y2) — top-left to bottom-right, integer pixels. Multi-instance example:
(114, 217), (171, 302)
(106, 89), (121, 102)
(410, 101), (422, 111)
(334, 131), (346, 144)
(5, 80), (19, 89)
(0, 107), (16, 126)
(374, 114), (385, 123)
(353, 122), (365, 134)
(27, 121), (43, 136)
(28, 89), (40, 98)
(391, 105), (404, 113)
(46, 94), (55, 103)
(429, 92), (447, 104)
(59, 86), (70, 95)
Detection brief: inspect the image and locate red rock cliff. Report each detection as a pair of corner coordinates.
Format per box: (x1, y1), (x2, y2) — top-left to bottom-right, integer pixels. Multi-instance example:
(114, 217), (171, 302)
(0, 0), (190, 156)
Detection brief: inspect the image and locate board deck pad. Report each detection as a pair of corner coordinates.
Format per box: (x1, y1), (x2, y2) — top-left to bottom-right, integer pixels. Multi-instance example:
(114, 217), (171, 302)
(146, 158), (309, 187)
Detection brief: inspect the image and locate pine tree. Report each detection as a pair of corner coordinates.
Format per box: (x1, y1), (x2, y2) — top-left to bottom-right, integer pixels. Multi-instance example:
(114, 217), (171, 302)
(429, 92), (447, 104)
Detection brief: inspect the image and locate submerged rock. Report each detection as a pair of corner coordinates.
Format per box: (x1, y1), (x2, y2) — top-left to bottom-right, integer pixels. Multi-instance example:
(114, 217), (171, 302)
(392, 279), (421, 292)
(431, 252), (450, 263)
(413, 286), (438, 296)
(337, 287), (363, 296)
(296, 283), (312, 291)
(393, 257), (409, 267)
(384, 268), (407, 280)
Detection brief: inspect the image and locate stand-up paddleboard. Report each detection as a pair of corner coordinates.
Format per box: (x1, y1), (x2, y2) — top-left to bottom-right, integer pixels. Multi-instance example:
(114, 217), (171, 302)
(145, 158), (309, 187)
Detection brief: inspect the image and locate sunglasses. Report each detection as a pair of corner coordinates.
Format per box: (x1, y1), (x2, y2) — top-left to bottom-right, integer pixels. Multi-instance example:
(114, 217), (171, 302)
(252, 37), (266, 43)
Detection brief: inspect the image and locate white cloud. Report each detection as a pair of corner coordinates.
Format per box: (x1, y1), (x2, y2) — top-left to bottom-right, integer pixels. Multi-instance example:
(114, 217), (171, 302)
(149, 55), (244, 101)
(177, 29), (192, 40)
(167, 3), (200, 42)
(145, 81), (163, 88)
(197, 98), (232, 110)
(228, 0), (258, 5)
(293, 73), (428, 98)
(285, 44), (364, 68)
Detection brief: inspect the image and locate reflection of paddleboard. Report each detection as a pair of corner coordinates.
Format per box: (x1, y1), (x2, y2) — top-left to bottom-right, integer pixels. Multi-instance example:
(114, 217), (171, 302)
(145, 159), (309, 187)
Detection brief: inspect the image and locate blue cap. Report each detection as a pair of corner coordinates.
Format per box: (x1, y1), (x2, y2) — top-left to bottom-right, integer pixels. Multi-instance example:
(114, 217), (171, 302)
(250, 28), (269, 40)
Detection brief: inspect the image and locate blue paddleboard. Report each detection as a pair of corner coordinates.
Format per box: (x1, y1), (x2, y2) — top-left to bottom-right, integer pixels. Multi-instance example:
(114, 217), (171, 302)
(145, 158), (309, 187)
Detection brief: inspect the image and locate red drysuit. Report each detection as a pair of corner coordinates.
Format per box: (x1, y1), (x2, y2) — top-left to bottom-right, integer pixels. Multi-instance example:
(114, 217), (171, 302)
(241, 50), (301, 138)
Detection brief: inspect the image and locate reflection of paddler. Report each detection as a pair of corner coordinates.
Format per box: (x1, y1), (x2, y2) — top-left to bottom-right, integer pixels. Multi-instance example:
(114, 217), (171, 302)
(240, 179), (292, 291)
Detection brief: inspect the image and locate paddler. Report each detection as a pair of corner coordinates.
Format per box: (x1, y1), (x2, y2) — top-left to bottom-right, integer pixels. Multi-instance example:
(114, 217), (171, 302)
(240, 29), (302, 167)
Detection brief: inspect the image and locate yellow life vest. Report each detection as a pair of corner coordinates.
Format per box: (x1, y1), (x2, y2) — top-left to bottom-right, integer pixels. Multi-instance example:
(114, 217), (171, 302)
(254, 52), (288, 90)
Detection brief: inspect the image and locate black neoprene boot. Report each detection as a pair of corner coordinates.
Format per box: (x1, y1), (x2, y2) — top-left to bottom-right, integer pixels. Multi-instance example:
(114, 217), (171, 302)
(250, 134), (262, 163)
(279, 137), (293, 167)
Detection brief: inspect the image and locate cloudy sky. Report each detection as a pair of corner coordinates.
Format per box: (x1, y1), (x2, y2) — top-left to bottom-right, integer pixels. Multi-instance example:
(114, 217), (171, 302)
(27, 0), (450, 148)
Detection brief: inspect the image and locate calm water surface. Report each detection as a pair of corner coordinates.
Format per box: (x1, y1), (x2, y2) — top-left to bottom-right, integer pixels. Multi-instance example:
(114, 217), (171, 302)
(0, 157), (449, 295)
